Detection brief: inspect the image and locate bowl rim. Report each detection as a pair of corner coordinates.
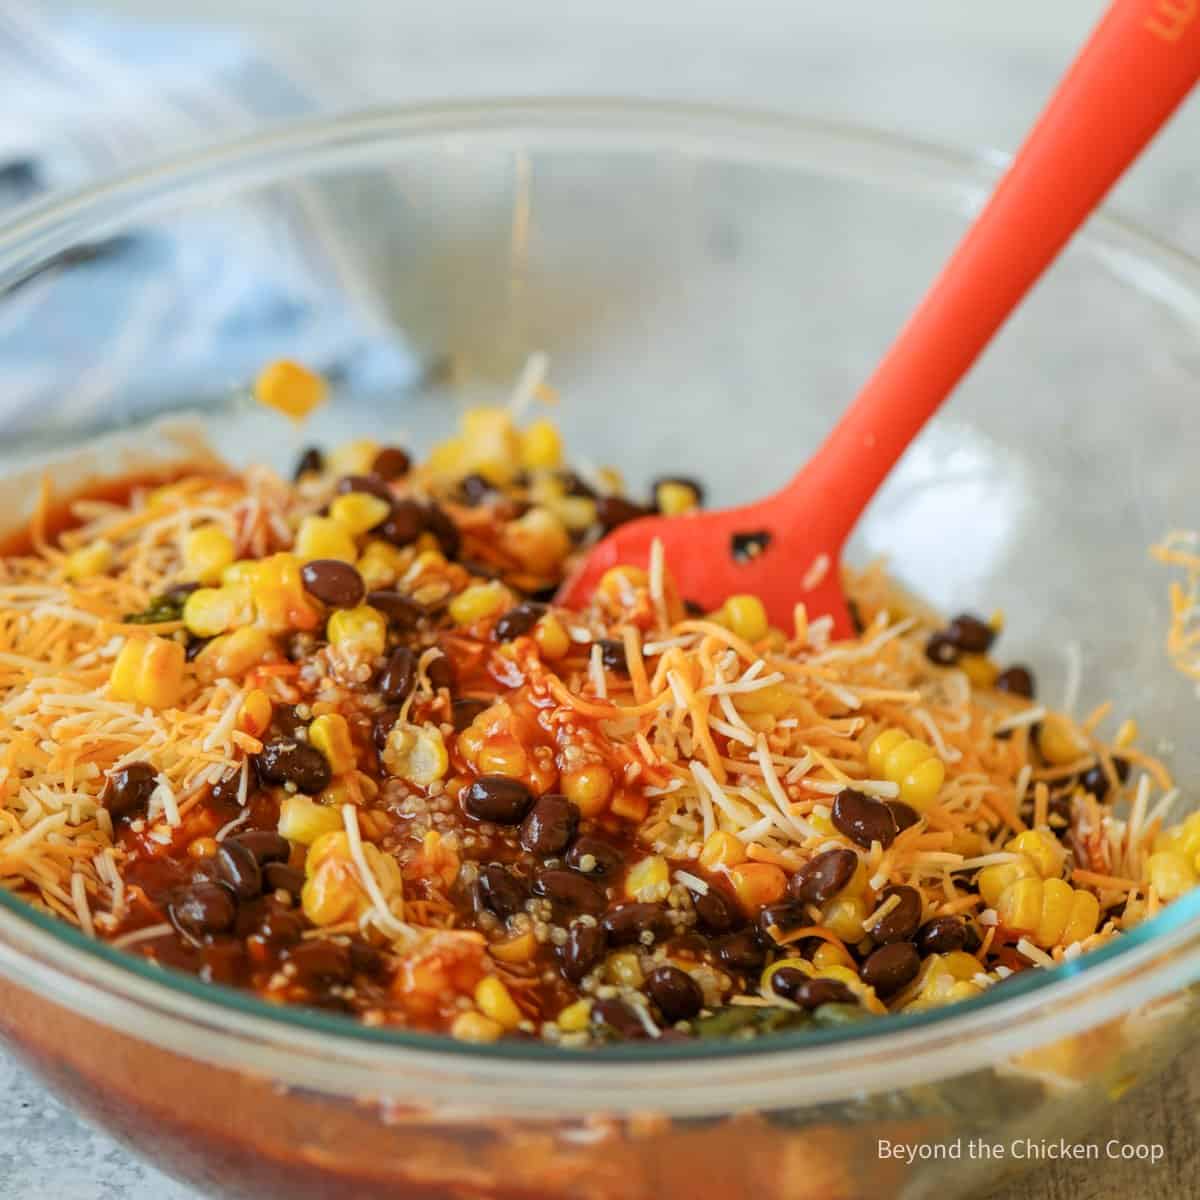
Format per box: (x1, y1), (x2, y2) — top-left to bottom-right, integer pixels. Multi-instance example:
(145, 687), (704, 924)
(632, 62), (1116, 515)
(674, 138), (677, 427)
(1, 97), (1199, 1087)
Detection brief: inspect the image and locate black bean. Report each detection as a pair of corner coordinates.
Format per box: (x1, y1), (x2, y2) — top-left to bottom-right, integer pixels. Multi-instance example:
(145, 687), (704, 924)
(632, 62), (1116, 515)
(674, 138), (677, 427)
(101, 761), (159, 820)
(995, 665), (1035, 699)
(263, 863), (305, 902)
(832, 788), (899, 849)
(769, 965), (810, 1002)
(534, 869), (607, 914)
(255, 903), (305, 946)
(758, 900), (809, 941)
(869, 885), (923, 945)
(293, 446), (324, 480)
(270, 705), (309, 739)
(169, 882), (237, 939)
(452, 697), (491, 732)
(426, 653), (456, 693)
(645, 965), (703, 1021)
(423, 503), (461, 559)
(373, 706), (401, 753)
(477, 864), (527, 919)
(378, 499), (427, 547)
(713, 929), (766, 972)
(284, 938), (353, 983)
(590, 997), (647, 1039)
(601, 901), (670, 944)
(519, 794), (580, 856)
(349, 940), (386, 976)
(915, 916), (967, 957)
(254, 739), (332, 795)
(789, 848), (858, 906)
(598, 638), (629, 674)
(1080, 757), (1130, 800)
(692, 886), (744, 934)
(208, 768), (245, 808)
(886, 801), (921, 833)
(790, 977), (855, 1010)
(335, 473), (394, 503)
(494, 601), (546, 641)
(458, 473), (495, 506)
(565, 838), (625, 878)
(372, 446), (411, 480)
(652, 476), (705, 509)
(216, 839), (263, 900)
(558, 471), (596, 499)
(229, 830), (290, 865)
(365, 590), (424, 631)
(860, 942), (920, 996)
(595, 495), (651, 531)
(300, 559), (365, 608)
(946, 613), (995, 654)
(463, 776), (533, 824)
(925, 632), (960, 666)
(962, 922), (983, 954)
(379, 646), (418, 703)
(559, 922), (607, 982)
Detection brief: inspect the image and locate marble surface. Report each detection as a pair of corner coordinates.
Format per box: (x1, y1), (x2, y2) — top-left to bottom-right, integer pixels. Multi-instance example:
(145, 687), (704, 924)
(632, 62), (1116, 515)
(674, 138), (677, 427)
(7, 1), (1200, 1196)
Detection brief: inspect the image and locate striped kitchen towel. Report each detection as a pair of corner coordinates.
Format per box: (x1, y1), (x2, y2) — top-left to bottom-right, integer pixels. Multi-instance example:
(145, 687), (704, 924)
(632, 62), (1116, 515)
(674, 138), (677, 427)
(0, 1), (418, 439)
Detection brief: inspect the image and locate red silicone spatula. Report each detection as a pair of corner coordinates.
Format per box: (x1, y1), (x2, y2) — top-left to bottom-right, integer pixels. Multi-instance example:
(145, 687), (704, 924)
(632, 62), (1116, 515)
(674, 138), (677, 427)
(559, 0), (1200, 636)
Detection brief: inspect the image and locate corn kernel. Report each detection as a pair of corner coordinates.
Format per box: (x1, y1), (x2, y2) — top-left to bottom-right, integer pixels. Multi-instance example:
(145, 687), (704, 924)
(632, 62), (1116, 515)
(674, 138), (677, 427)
(1006, 829), (1066, 879)
(195, 625), (276, 680)
(475, 976), (523, 1030)
(310, 713), (356, 775)
(610, 790), (649, 822)
(518, 418), (563, 470)
(959, 653), (999, 688)
(327, 605), (387, 659)
(823, 895), (868, 942)
(330, 491), (391, 537)
(183, 584), (254, 637)
(503, 506), (570, 575)
(278, 795), (343, 845)
(1037, 714), (1085, 766)
(554, 495), (598, 533)
(699, 831), (747, 870)
(221, 560), (258, 587)
(533, 614), (570, 660)
(476, 738), (529, 779)
(720, 595), (769, 643)
(1146, 850), (1198, 901)
(490, 932), (538, 964)
(655, 480), (700, 515)
(451, 1011), (504, 1044)
(867, 728), (907, 776)
(251, 553), (320, 632)
(625, 855), (670, 901)
(383, 722), (449, 785)
(109, 636), (186, 709)
(812, 941), (854, 971)
(606, 950), (645, 989)
(327, 439), (380, 478)
(461, 406), (520, 484)
(996, 876), (1043, 934)
(599, 565), (648, 605)
(254, 359), (326, 419)
(733, 683), (798, 717)
(356, 540), (406, 589)
(302, 830), (404, 927)
(296, 515), (357, 564)
(1062, 888), (1100, 945)
(184, 525), (235, 585)
(729, 862), (788, 911)
(978, 856), (1038, 908)
(562, 764), (614, 816)
(65, 540), (113, 581)
(238, 688), (273, 737)
(426, 436), (468, 479)
(870, 731), (945, 810)
(557, 999), (593, 1032)
(449, 581), (509, 627)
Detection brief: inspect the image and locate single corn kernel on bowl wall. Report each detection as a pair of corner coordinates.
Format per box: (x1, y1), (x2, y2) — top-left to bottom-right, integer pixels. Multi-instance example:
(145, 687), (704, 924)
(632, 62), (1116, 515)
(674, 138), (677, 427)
(0, 104), (1199, 1200)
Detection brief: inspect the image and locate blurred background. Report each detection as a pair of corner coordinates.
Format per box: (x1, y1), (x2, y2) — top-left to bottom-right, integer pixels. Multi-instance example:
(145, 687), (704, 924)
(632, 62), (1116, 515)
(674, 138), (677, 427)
(2, 2), (1198, 1198)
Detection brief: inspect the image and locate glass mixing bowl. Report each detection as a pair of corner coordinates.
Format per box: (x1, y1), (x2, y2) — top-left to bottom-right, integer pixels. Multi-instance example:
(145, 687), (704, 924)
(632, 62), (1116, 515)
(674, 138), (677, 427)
(0, 101), (1198, 1200)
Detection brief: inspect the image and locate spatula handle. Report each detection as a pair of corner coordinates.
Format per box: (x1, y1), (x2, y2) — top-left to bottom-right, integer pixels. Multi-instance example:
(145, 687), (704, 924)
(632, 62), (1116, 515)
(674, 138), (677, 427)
(794, 0), (1200, 534)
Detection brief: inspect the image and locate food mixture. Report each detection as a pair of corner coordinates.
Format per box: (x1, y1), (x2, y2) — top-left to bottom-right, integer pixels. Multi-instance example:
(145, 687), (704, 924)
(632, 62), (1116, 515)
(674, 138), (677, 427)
(0, 360), (1193, 1047)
